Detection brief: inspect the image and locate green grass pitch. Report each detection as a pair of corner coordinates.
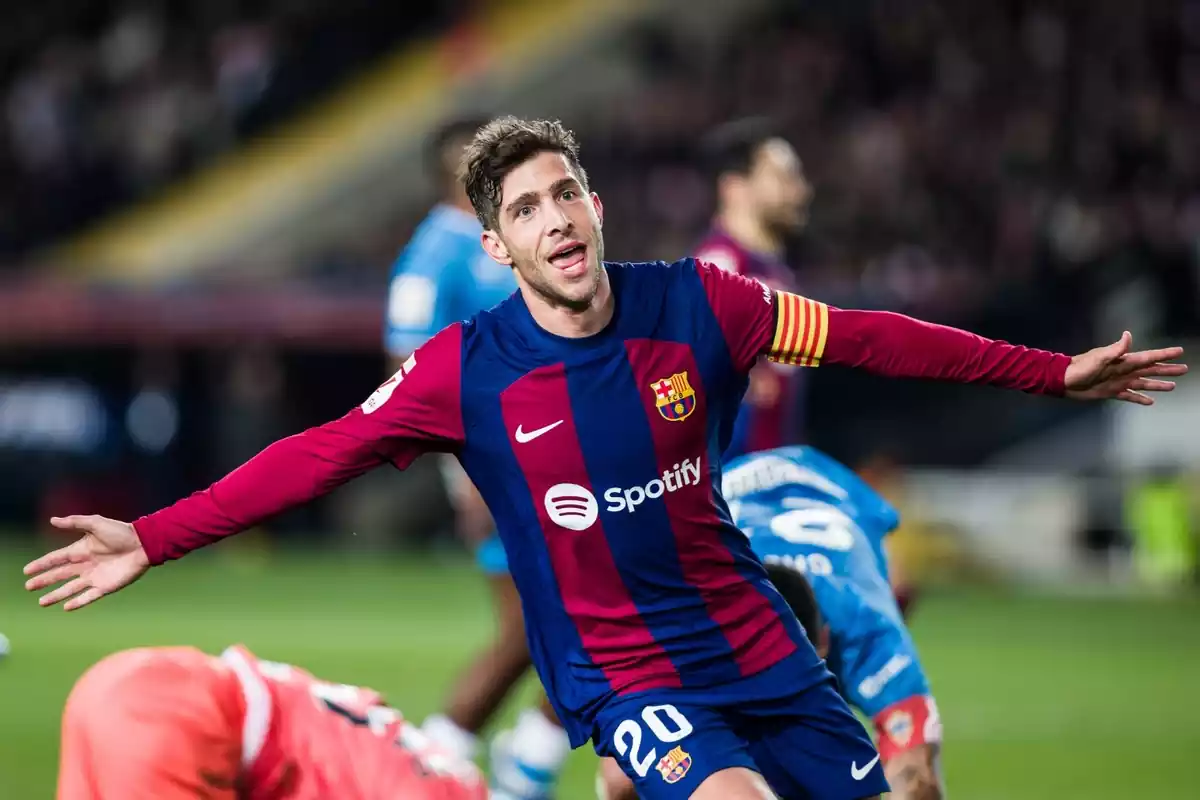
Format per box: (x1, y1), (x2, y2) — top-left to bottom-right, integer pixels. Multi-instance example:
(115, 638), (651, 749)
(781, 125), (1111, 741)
(2, 544), (1198, 798)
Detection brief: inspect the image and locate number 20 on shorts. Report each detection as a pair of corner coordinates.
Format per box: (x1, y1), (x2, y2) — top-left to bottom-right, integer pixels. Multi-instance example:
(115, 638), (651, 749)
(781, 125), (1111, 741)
(613, 704), (694, 777)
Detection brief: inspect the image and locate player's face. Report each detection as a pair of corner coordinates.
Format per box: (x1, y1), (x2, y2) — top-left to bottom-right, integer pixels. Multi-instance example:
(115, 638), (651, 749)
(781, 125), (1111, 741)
(482, 151), (605, 312)
(748, 138), (812, 234)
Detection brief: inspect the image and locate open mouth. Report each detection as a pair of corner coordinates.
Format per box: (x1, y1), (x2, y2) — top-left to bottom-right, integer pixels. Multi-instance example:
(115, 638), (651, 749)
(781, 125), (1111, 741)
(548, 242), (587, 269)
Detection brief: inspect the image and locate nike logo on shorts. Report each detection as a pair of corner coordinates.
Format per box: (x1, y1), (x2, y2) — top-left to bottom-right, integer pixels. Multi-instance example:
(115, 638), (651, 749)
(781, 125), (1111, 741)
(851, 755), (880, 781)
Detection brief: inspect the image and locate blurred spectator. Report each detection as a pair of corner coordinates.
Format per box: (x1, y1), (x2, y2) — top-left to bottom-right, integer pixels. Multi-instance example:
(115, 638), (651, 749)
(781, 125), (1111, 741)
(526, 0), (1200, 347)
(0, 0), (462, 261)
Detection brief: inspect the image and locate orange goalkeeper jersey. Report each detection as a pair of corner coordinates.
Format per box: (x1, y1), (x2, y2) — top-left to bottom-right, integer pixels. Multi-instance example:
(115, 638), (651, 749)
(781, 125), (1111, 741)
(222, 645), (487, 800)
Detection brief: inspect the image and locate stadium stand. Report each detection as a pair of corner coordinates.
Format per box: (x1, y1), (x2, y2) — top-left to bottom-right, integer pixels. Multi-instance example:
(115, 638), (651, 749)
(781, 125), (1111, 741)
(0, 0), (465, 262)
(31, 0), (685, 282)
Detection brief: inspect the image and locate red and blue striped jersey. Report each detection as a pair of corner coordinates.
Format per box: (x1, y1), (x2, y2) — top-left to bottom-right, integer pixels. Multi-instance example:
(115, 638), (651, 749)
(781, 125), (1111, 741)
(135, 259), (1072, 746)
(450, 259), (826, 743)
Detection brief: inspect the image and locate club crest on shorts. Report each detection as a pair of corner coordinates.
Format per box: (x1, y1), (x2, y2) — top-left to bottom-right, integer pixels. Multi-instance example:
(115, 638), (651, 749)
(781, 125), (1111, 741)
(656, 745), (692, 783)
(884, 709), (914, 749)
(651, 372), (696, 422)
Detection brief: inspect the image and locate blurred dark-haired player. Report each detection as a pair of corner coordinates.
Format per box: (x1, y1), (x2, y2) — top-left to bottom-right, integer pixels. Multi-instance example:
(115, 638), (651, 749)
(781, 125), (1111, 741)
(698, 121), (921, 620)
(696, 118), (812, 459)
(598, 445), (944, 800)
(383, 116), (568, 788)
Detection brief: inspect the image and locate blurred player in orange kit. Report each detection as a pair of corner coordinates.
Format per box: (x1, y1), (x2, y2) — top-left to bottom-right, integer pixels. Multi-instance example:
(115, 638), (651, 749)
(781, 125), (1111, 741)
(56, 644), (487, 800)
(695, 117), (814, 460)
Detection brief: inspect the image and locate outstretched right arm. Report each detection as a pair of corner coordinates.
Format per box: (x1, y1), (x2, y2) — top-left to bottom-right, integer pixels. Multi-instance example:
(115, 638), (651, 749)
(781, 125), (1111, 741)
(25, 325), (466, 610)
(137, 324), (466, 564)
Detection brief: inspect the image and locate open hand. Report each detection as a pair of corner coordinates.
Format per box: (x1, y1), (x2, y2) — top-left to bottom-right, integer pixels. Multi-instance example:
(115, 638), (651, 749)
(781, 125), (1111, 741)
(24, 515), (150, 610)
(1064, 331), (1187, 404)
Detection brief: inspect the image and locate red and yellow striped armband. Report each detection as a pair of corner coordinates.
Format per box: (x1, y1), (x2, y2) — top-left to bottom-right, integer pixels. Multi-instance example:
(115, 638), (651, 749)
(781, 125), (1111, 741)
(767, 291), (830, 367)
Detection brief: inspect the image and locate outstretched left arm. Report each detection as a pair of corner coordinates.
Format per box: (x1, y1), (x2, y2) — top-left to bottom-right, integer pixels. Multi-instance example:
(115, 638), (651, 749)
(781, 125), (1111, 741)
(794, 302), (1072, 396)
(813, 307), (1186, 403)
(696, 259), (1186, 403)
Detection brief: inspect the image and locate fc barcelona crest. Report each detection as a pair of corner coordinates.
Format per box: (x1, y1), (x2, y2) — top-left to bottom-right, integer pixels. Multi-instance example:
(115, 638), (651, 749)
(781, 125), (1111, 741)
(651, 372), (696, 422)
(656, 746), (693, 783)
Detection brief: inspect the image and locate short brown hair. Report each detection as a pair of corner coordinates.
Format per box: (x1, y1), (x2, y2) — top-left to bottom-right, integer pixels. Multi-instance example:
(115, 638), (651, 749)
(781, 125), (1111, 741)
(461, 116), (590, 230)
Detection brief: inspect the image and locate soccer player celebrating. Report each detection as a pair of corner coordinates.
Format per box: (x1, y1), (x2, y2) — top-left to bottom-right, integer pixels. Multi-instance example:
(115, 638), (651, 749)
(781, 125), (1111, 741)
(382, 115), (569, 795)
(56, 643), (486, 799)
(27, 117), (1185, 800)
(598, 445), (947, 800)
(694, 118), (812, 459)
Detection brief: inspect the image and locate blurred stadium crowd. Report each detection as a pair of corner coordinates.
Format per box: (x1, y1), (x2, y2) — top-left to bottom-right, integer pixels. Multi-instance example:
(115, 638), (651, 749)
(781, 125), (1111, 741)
(583, 0), (1200, 340)
(5, 1), (1198, 341)
(0, 0), (471, 258)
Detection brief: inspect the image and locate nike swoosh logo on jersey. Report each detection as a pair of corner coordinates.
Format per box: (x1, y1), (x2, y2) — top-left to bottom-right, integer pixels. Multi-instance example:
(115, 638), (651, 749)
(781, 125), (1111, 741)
(515, 420), (564, 443)
(851, 755), (880, 781)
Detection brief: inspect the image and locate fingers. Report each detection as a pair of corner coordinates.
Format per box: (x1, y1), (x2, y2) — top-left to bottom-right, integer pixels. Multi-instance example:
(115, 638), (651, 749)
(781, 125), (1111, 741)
(23, 542), (81, 577)
(1111, 330), (1133, 355)
(1132, 362), (1189, 378)
(1117, 389), (1154, 405)
(25, 563), (82, 592)
(64, 587), (106, 612)
(38, 576), (89, 608)
(1118, 347), (1187, 371)
(25, 515), (105, 575)
(49, 515), (99, 531)
(26, 515), (103, 575)
(1130, 378), (1177, 393)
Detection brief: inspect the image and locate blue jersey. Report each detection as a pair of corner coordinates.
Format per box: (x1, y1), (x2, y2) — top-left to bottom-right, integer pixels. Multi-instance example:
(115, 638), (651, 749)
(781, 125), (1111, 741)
(383, 204), (517, 357)
(722, 446), (931, 718)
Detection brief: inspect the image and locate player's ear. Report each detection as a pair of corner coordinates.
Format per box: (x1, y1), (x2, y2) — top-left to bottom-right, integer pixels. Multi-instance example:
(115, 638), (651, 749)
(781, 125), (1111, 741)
(481, 230), (513, 266)
(591, 192), (604, 227)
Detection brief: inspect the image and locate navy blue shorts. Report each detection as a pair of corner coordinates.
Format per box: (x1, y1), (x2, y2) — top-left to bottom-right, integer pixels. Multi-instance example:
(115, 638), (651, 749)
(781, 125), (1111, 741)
(593, 673), (887, 799)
